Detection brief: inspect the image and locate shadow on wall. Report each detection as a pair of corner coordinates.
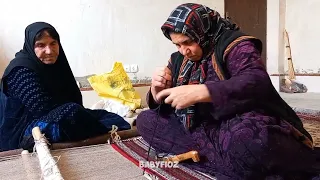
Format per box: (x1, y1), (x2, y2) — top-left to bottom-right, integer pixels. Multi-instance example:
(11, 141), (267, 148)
(0, 41), (10, 77)
(0, 60), (8, 77)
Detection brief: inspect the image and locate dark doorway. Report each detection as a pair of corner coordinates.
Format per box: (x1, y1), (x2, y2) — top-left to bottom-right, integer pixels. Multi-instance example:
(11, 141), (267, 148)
(225, 0), (267, 65)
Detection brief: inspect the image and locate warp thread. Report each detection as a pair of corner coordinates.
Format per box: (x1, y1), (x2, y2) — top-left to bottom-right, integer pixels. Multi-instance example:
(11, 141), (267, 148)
(143, 103), (162, 175)
(108, 125), (121, 144)
(143, 172), (160, 180)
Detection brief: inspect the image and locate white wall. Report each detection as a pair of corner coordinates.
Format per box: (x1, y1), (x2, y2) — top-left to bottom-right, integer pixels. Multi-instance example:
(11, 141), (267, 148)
(0, 0), (224, 78)
(267, 0), (320, 75)
(285, 0), (320, 74)
(267, 0), (320, 93)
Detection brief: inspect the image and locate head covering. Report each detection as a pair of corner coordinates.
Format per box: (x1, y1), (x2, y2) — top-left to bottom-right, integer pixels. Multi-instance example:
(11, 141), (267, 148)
(161, 3), (238, 130)
(3, 22), (82, 105)
(161, 3), (238, 57)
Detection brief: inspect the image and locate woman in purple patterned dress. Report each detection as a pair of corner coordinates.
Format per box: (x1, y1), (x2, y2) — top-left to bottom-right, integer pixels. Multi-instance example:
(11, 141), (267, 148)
(136, 3), (320, 180)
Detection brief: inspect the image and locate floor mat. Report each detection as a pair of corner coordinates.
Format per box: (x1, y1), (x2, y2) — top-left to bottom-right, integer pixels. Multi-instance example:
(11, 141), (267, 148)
(111, 137), (216, 180)
(296, 108), (320, 146)
(111, 112), (320, 179)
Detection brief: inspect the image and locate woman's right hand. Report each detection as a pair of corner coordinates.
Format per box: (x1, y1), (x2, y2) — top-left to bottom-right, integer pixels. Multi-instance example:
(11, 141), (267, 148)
(151, 67), (172, 103)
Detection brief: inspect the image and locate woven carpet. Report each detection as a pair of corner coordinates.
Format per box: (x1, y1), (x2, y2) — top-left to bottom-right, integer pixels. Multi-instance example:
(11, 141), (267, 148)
(111, 112), (320, 180)
(111, 137), (216, 180)
(0, 144), (145, 180)
(295, 107), (320, 146)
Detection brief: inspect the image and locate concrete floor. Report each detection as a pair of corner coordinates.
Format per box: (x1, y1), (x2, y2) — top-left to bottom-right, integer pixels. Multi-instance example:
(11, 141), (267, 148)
(279, 92), (320, 111)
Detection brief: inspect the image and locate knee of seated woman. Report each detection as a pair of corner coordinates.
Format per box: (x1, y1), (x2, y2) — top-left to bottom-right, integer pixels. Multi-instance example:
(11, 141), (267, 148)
(135, 111), (150, 126)
(136, 110), (162, 132)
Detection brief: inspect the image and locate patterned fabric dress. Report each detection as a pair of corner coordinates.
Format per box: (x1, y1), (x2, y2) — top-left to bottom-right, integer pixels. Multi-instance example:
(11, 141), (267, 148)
(136, 3), (320, 179)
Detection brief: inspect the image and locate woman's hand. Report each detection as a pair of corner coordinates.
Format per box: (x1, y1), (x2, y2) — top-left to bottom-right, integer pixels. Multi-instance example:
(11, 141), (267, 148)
(156, 84), (211, 109)
(150, 67), (172, 103)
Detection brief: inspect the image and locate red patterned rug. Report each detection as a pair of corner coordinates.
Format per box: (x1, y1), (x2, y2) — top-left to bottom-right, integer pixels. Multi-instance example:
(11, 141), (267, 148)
(111, 111), (320, 179)
(111, 137), (216, 180)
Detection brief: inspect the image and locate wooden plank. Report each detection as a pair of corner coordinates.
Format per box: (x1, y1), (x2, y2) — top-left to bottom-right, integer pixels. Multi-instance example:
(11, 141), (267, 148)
(80, 83), (151, 91)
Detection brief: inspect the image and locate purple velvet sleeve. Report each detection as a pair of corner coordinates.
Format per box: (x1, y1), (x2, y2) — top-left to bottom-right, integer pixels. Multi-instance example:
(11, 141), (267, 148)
(205, 40), (273, 117)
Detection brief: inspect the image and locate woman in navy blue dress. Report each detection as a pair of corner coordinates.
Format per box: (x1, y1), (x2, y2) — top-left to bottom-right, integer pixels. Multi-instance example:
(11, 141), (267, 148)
(0, 22), (130, 151)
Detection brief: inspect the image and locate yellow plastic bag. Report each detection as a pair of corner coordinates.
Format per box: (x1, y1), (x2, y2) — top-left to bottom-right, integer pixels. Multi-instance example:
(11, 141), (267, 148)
(87, 62), (141, 110)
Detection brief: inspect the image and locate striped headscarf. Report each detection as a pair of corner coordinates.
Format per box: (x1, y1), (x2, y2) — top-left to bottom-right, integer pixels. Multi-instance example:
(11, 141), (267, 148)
(161, 3), (238, 58)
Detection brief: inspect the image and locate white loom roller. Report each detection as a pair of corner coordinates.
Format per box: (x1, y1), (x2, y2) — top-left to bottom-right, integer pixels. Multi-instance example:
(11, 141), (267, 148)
(32, 126), (64, 180)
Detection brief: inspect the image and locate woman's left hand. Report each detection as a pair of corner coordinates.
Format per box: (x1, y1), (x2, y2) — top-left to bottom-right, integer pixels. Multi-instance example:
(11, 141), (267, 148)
(156, 84), (211, 109)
